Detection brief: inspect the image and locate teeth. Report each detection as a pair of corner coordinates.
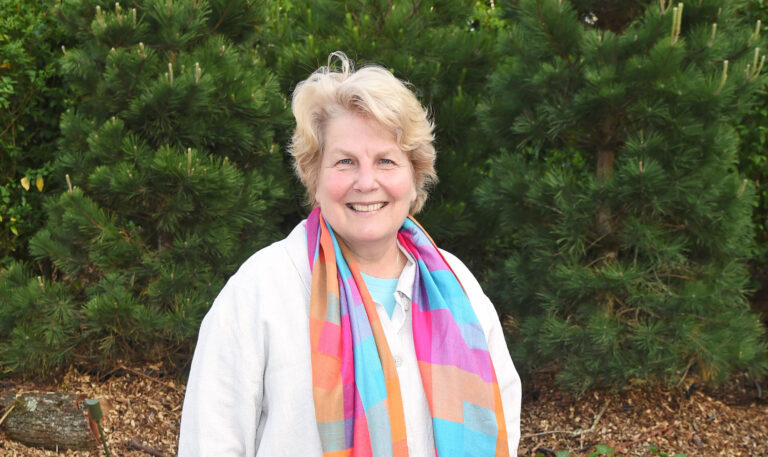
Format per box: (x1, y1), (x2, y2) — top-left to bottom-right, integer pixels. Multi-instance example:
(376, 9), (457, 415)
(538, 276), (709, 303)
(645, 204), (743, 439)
(349, 202), (385, 212)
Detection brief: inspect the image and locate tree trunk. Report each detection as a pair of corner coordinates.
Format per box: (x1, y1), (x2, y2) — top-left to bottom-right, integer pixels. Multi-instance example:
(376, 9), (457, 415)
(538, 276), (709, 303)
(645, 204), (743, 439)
(595, 147), (618, 268)
(595, 147), (616, 237)
(596, 148), (615, 182)
(1, 392), (98, 450)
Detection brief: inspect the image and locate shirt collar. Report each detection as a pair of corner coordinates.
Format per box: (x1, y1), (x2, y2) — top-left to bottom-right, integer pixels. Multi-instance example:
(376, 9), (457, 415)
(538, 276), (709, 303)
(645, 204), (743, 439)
(395, 243), (415, 302)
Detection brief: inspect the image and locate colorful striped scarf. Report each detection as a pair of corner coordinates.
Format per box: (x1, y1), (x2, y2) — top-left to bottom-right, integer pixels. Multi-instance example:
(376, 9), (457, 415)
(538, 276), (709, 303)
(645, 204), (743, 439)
(307, 208), (508, 457)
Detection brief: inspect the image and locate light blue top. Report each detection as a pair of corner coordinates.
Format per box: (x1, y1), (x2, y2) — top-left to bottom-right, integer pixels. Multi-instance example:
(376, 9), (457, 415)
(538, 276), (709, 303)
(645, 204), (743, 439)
(361, 272), (399, 319)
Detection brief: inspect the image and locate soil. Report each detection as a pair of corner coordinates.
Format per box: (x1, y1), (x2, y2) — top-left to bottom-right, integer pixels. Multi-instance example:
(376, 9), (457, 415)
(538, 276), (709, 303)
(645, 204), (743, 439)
(0, 366), (765, 457)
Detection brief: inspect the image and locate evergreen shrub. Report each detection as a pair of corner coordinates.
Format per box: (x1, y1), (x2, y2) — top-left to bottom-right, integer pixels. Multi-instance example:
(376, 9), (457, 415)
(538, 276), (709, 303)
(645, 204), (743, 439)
(0, 0), (67, 263)
(736, 0), (768, 317)
(259, 0), (502, 264)
(478, 0), (768, 391)
(0, 0), (291, 374)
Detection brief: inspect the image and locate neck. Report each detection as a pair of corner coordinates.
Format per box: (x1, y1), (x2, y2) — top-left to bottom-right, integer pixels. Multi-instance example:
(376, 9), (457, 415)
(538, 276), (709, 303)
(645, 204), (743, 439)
(344, 239), (404, 279)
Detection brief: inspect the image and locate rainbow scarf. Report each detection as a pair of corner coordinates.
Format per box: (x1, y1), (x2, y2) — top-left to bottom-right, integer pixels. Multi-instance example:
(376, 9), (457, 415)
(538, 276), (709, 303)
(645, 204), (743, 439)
(307, 208), (508, 457)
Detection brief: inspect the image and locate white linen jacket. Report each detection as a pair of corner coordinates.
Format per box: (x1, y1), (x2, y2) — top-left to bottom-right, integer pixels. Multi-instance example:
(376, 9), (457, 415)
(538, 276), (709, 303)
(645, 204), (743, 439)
(178, 220), (522, 456)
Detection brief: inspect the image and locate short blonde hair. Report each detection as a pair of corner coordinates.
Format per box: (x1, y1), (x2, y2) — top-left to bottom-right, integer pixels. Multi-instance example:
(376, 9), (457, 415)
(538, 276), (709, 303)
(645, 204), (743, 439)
(289, 52), (437, 214)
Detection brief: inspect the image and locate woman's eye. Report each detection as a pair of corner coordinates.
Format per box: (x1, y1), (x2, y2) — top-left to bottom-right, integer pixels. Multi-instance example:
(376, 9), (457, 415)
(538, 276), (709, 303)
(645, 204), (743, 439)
(336, 158), (353, 165)
(379, 158), (395, 166)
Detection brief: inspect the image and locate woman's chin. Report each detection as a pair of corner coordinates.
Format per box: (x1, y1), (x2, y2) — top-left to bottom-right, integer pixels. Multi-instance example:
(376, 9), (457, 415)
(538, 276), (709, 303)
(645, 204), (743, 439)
(338, 229), (397, 252)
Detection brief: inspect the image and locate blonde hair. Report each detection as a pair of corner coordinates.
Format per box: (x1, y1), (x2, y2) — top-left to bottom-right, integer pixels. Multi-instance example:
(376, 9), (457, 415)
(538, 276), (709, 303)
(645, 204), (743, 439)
(289, 52), (437, 214)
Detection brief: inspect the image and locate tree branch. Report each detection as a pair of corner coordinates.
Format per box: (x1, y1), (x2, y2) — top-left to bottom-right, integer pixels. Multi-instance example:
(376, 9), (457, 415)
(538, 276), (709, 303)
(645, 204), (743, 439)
(523, 399), (611, 438)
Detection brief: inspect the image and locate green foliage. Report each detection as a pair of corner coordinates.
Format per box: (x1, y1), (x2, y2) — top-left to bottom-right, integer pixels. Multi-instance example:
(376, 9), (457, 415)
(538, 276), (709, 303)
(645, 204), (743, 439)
(0, 0), (67, 262)
(737, 0), (768, 266)
(0, 0), (765, 394)
(0, 261), (79, 373)
(479, 0), (768, 391)
(0, 0), (291, 374)
(258, 0), (502, 264)
(736, 96), (768, 264)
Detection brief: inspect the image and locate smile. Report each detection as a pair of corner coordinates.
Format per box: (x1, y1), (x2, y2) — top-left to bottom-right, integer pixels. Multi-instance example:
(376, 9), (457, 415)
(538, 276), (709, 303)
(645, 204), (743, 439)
(346, 202), (387, 212)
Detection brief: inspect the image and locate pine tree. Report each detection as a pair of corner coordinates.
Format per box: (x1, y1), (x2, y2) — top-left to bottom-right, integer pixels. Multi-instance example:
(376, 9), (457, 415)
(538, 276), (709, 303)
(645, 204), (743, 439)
(259, 0), (501, 265)
(477, 0), (768, 391)
(0, 0), (290, 373)
(736, 1), (768, 319)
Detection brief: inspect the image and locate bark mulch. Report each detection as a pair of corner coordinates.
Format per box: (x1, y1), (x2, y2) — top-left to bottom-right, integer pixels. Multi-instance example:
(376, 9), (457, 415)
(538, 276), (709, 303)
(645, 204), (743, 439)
(519, 373), (766, 456)
(0, 366), (765, 456)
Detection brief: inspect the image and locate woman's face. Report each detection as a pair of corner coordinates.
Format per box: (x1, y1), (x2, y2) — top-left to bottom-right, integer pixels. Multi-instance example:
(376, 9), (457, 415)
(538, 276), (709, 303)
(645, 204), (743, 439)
(315, 111), (417, 258)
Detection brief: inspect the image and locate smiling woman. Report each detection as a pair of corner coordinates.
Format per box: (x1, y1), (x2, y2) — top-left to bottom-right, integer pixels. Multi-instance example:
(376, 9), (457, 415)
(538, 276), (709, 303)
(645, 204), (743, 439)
(178, 52), (522, 457)
(315, 112), (416, 278)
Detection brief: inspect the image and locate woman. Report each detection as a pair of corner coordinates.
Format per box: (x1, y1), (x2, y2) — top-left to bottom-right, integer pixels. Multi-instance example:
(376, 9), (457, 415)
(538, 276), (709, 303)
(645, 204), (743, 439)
(178, 53), (521, 457)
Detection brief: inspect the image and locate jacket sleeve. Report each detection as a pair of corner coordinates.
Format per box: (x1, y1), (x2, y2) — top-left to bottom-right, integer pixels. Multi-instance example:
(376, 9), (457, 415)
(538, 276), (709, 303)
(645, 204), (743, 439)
(483, 292), (523, 454)
(439, 249), (523, 455)
(178, 265), (265, 457)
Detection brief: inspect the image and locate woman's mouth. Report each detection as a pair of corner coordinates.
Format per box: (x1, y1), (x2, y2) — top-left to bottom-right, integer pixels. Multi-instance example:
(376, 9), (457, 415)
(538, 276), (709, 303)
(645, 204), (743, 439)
(346, 202), (387, 212)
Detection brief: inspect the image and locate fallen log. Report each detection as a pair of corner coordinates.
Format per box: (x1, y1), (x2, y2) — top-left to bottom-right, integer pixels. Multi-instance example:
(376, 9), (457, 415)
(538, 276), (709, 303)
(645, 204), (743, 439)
(0, 392), (98, 450)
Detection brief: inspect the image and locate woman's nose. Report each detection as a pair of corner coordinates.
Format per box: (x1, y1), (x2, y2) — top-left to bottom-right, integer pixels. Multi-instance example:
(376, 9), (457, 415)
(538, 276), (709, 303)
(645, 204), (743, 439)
(353, 161), (378, 192)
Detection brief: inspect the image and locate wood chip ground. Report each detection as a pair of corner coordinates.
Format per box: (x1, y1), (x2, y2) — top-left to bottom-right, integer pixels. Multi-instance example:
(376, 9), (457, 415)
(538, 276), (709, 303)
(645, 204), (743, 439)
(0, 367), (765, 456)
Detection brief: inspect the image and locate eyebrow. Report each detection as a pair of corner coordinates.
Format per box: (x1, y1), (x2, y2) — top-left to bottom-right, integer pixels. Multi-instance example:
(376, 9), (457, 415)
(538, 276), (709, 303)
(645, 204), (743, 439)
(325, 147), (402, 156)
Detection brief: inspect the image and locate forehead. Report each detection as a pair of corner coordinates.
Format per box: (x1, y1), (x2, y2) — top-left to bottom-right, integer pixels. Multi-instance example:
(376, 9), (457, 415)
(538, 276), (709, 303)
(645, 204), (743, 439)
(324, 112), (397, 148)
